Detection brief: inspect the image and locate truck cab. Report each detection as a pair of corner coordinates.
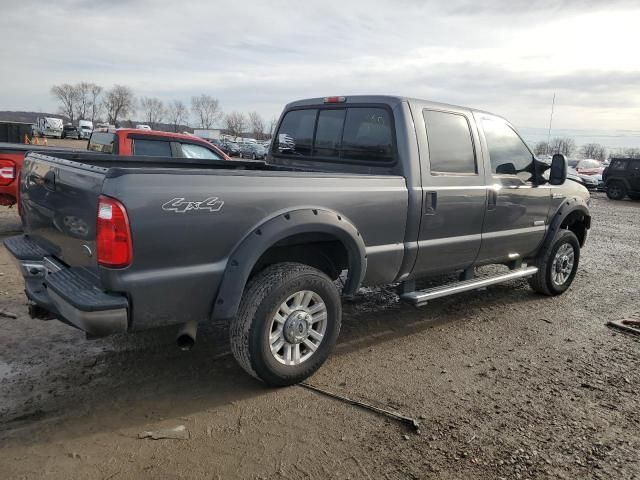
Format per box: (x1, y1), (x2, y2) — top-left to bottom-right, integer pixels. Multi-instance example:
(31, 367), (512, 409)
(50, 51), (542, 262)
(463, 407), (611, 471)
(87, 128), (230, 160)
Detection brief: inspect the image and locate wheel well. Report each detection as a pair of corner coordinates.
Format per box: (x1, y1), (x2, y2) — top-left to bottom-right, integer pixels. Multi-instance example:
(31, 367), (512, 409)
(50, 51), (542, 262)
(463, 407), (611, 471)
(560, 210), (590, 247)
(250, 232), (349, 281)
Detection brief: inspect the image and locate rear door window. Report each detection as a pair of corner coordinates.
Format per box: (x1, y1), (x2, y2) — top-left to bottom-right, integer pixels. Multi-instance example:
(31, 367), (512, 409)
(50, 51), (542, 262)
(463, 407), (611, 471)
(423, 110), (476, 174)
(180, 143), (222, 160)
(88, 132), (117, 153)
(133, 139), (171, 157)
(630, 159), (640, 171)
(276, 109), (317, 156)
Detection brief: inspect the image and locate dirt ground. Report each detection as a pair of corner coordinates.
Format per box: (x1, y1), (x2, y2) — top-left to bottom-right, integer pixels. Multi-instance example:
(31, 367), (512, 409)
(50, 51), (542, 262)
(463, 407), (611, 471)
(0, 193), (638, 480)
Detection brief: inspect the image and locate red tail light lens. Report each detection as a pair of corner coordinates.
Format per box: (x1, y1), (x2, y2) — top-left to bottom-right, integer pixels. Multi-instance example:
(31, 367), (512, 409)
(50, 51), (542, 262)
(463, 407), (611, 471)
(97, 195), (132, 268)
(0, 160), (15, 186)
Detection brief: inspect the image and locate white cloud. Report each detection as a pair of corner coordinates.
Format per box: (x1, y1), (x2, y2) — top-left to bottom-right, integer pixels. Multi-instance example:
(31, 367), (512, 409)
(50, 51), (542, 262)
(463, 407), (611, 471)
(0, 0), (639, 130)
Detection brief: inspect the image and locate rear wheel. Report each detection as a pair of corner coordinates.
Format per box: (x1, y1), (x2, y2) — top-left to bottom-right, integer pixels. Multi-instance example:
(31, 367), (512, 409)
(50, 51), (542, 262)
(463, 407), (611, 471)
(230, 262), (341, 386)
(606, 181), (626, 200)
(528, 230), (580, 296)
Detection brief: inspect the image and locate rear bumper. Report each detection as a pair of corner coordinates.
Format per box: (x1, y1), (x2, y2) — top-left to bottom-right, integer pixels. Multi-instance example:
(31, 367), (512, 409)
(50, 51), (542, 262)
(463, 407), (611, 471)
(4, 235), (128, 337)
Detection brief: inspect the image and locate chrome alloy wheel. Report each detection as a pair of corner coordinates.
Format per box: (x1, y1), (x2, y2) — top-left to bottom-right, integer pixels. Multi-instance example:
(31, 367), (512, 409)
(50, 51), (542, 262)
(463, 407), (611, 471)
(551, 243), (575, 286)
(268, 290), (327, 365)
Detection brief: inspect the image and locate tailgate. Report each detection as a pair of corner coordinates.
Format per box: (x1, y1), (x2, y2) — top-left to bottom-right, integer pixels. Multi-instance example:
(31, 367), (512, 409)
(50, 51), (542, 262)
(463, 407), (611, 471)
(20, 152), (106, 268)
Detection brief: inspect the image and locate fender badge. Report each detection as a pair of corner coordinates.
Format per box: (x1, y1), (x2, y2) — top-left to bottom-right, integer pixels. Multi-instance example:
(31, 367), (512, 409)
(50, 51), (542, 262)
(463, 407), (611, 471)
(162, 197), (224, 213)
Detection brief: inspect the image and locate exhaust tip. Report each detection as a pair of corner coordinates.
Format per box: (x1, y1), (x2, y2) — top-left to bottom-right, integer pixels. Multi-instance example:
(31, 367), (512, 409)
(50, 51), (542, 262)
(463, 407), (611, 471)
(177, 334), (195, 351)
(176, 319), (198, 351)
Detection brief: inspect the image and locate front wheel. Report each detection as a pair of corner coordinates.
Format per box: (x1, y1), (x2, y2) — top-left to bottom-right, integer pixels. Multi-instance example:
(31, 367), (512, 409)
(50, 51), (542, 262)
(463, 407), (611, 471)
(230, 263), (341, 386)
(528, 230), (580, 296)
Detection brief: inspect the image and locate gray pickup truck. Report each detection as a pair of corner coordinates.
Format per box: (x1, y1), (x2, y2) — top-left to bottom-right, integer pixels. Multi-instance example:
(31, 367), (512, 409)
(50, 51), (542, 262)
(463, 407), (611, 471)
(5, 95), (591, 386)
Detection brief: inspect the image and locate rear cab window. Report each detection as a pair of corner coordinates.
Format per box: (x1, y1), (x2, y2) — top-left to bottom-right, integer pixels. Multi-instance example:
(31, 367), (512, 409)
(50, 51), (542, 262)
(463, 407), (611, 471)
(133, 139), (171, 157)
(274, 105), (395, 164)
(88, 132), (117, 153)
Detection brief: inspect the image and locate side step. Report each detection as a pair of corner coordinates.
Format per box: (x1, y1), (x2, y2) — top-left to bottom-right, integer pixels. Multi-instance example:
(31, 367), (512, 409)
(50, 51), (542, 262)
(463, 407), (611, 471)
(400, 266), (538, 307)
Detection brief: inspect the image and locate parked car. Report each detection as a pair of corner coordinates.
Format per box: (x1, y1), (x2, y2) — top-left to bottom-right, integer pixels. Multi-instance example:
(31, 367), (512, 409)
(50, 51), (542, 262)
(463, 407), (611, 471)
(239, 142), (266, 159)
(575, 159), (604, 176)
(603, 157), (640, 200)
(219, 142), (241, 156)
(62, 124), (81, 140)
(87, 128), (230, 160)
(5, 95), (591, 387)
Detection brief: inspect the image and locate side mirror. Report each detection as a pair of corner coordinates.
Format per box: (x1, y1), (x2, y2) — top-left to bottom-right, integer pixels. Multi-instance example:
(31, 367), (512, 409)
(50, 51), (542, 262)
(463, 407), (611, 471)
(549, 154), (567, 185)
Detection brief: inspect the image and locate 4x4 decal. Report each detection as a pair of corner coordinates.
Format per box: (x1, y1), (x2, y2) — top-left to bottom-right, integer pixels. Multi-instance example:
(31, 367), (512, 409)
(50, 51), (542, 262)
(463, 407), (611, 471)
(162, 197), (224, 213)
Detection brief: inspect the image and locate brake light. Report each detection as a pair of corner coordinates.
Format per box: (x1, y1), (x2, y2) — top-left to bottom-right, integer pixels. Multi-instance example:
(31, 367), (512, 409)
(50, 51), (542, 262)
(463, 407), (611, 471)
(324, 96), (346, 103)
(0, 160), (15, 186)
(97, 195), (132, 268)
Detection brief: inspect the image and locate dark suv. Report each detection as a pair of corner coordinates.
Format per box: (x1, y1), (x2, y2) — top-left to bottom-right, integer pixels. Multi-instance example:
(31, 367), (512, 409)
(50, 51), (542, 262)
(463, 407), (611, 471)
(603, 158), (640, 200)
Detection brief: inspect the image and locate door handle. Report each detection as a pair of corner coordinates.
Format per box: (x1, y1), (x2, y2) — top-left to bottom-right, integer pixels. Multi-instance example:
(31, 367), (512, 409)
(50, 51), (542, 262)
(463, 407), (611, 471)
(487, 189), (497, 210)
(424, 191), (437, 214)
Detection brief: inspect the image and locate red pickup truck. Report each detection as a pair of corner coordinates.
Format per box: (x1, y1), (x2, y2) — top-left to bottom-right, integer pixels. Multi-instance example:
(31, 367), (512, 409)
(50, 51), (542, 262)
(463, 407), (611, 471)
(0, 129), (229, 207)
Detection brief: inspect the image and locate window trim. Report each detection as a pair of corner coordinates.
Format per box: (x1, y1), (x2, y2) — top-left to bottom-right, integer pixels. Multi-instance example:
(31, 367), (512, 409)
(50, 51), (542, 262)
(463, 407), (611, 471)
(422, 108), (479, 176)
(271, 103), (399, 166)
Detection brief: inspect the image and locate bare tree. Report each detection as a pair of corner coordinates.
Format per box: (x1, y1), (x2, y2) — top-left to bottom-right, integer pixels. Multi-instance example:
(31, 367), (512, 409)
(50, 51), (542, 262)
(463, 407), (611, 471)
(247, 111), (266, 139)
(89, 84), (103, 124)
(102, 85), (136, 126)
(622, 148), (640, 159)
(534, 141), (550, 156)
(167, 100), (189, 132)
(139, 97), (166, 129)
(549, 137), (576, 157)
(191, 94), (223, 129)
(225, 111), (247, 138)
(267, 117), (278, 138)
(50, 83), (80, 123)
(580, 143), (607, 161)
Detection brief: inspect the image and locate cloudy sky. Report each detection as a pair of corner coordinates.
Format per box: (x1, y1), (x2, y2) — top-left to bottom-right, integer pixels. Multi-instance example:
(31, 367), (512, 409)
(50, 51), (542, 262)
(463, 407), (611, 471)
(1, 0), (640, 133)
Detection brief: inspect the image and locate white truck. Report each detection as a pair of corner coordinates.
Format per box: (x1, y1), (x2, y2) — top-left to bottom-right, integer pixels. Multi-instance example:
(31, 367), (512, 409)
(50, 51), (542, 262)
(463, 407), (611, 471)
(78, 120), (93, 139)
(35, 117), (63, 138)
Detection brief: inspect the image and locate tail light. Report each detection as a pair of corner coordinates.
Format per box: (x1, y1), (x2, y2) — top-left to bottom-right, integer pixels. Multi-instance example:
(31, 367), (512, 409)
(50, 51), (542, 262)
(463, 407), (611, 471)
(0, 160), (15, 187)
(97, 195), (133, 268)
(324, 96), (346, 103)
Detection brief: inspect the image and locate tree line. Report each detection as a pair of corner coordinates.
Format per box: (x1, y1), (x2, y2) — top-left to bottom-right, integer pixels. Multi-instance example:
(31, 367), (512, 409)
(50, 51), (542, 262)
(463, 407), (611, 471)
(50, 82), (275, 139)
(533, 138), (609, 161)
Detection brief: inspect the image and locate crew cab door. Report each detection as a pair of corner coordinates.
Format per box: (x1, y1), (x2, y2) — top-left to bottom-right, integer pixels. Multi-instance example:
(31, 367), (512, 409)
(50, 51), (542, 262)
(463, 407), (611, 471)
(474, 114), (550, 263)
(411, 106), (487, 276)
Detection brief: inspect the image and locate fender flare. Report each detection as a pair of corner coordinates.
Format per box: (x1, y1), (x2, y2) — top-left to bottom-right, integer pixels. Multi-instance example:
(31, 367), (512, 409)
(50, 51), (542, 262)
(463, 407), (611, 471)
(544, 199), (591, 250)
(211, 208), (367, 320)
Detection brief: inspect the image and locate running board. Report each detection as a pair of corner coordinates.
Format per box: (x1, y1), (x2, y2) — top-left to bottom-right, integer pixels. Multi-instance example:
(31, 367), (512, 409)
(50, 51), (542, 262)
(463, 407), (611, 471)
(400, 266), (538, 307)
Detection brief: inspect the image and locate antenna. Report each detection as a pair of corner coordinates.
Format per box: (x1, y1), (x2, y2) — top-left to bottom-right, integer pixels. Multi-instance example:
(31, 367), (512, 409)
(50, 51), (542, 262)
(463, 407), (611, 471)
(546, 93), (556, 152)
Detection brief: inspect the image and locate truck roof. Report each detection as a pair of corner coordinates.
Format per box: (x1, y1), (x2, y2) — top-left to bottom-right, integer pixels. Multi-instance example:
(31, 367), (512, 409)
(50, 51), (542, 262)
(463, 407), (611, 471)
(284, 95), (504, 120)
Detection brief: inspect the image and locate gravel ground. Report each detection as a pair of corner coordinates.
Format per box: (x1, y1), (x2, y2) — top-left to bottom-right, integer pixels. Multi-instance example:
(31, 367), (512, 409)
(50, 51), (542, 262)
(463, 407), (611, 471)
(0, 193), (638, 480)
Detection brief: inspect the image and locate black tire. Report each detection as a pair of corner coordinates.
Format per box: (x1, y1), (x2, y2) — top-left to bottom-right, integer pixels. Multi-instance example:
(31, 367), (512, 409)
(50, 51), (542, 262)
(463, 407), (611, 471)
(230, 262), (341, 387)
(606, 181), (627, 200)
(528, 230), (580, 296)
